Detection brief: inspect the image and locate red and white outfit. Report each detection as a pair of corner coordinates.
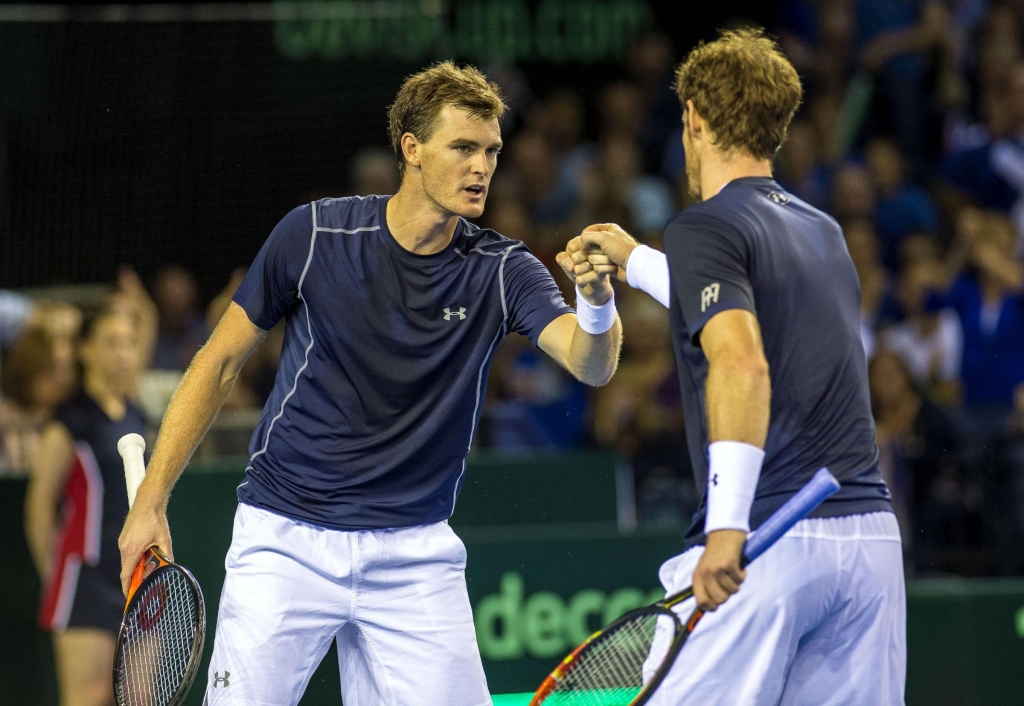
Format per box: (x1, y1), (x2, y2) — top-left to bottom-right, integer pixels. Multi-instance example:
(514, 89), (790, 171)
(38, 391), (146, 633)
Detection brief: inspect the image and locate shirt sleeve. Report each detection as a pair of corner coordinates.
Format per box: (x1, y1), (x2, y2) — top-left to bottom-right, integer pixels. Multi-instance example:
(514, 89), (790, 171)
(232, 205), (314, 331)
(663, 212), (756, 346)
(502, 245), (574, 346)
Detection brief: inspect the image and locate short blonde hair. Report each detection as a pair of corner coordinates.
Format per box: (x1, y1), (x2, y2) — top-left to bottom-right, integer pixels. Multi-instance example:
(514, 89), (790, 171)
(388, 61), (507, 176)
(674, 28), (802, 160)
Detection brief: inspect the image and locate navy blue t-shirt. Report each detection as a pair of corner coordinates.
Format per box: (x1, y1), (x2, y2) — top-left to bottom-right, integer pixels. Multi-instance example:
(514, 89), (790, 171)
(55, 391), (147, 559)
(664, 178), (892, 548)
(232, 196), (573, 529)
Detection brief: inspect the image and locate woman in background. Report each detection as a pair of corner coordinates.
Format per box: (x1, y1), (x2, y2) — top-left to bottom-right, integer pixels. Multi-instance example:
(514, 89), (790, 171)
(0, 327), (77, 472)
(24, 308), (146, 706)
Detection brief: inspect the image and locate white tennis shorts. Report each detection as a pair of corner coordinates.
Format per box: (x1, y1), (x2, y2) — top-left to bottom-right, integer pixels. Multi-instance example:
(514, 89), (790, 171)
(202, 503), (491, 706)
(645, 511), (906, 706)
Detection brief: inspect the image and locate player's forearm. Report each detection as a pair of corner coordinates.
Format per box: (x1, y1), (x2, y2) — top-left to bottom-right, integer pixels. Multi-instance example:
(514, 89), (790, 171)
(133, 348), (241, 511)
(569, 316), (623, 386)
(706, 354), (770, 446)
(703, 357), (770, 533)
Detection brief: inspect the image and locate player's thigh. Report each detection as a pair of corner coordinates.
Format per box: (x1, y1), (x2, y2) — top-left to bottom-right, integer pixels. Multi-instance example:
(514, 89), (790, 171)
(52, 628), (116, 706)
(345, 523), (490, 706)
(646, 537), (836, 706)
(204, 505), (346, 706)
(781, 529), (906, 706)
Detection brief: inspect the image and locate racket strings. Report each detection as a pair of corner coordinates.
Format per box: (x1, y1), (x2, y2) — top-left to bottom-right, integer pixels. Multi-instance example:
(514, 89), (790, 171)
(116, 569), (200, 706)
(543, 611), (661, 705)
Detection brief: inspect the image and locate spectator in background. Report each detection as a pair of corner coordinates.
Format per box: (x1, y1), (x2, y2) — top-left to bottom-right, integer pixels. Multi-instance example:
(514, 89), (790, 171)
(0, 289), (34, 354)
(598, 81), (645, 144)
(883, 258), (963, 405)
(349, 145), (400, 196)
(993, 63), (1024, 252)
(106, 267), (158, 379)
(831, 162), (876, 222)
(151, 264), (207, 371)
(807, 90), (846, 164)
(536, 88), (594, 220)
(537, 89), (587, 162)
(628, 32), (681, 176)
(482, 335), (588, 450)
(898, 230), (942, 266)
(0, 328), (76, 425)
(939, 54), (1022, 213)
(591, 291), (693, 525)
(775, 119), (831, 208)
(0, 329), (77, 473)
(855, 0), (948, 180)
(870, 349), (981, 573)
(927, 210), (1024, 409)
(25, 308), (146, 706)
(0, 293), (82, 362)
(777, 0), (825, 80)
(844, 218), (888, 356)
(866, 136), (941, 269)
(507, 130), (575, 225)
(575, 135), (675, 241)
(0, 297), (81, 475)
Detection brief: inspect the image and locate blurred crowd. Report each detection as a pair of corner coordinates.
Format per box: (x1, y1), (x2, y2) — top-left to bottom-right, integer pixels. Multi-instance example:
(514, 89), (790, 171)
(4, 0), (1024, 577)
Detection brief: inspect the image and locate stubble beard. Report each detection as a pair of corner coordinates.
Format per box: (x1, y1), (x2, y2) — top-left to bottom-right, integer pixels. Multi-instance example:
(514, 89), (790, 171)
(422, 167), (486, 219)
(684, 129), (702, 201)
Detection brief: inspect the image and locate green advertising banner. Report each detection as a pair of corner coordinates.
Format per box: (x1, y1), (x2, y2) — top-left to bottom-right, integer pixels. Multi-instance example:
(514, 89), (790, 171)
(462, 527), (674, 692)
(273, 0), (654, 64)
(3, 457), (1024, 705)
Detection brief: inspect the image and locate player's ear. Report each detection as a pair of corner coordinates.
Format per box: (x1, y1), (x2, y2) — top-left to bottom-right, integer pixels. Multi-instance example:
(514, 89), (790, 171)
(400, 132), (421, 170)
(685, 101), (702, 142)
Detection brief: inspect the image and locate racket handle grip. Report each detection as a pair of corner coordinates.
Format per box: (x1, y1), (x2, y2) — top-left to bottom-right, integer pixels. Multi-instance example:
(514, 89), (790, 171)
(118, 433), (147, 510)
(741, 468), (840, 565)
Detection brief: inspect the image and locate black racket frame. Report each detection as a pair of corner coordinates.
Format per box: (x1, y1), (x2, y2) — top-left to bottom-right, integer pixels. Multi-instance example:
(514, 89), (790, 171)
(547, 591), (698, 706)
(112, 563), (207, 706)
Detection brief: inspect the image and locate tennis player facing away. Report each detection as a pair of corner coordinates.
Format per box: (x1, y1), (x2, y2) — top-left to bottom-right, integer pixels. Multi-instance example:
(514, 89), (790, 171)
(118, 62), (622, 705)
(570, 29), (905, 704)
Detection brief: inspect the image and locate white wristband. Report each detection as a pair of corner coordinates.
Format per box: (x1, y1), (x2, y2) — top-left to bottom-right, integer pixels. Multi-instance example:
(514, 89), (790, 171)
(575, 286), (617, 334)
(704, 440), (765, 534)
(625, 244), (670, 308)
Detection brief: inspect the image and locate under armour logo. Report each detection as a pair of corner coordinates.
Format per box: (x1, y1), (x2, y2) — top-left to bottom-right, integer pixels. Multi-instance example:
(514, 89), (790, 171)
(701, 283), (720, 313)
(711, 474), (719, 486)
(213, 671), (230, 688)
(443, 307), (467, 321)
(767, 190), (790, 204)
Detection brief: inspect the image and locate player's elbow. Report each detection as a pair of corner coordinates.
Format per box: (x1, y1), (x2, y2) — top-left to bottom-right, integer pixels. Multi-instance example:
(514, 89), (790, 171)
(580, 365), (616, 388)
(576, 348), (620, 387)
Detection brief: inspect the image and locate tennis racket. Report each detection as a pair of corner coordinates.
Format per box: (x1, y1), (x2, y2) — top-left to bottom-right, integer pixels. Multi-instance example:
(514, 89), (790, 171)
(529, 467), (842, 706)
(112, 433), (206, 706)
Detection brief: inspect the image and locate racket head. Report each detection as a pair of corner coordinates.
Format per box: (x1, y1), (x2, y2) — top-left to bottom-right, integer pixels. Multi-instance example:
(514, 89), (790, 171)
(530, 604), (689, 706)
(113, 562), (206, 706)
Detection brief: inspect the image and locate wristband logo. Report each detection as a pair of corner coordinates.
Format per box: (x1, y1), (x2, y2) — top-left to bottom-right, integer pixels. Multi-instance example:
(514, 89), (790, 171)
(473, 572), (664, 660)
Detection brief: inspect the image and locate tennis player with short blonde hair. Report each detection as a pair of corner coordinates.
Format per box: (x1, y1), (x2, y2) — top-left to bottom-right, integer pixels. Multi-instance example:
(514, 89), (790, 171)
(572, 29), (905, 704)
(118, 62), (622, 705)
